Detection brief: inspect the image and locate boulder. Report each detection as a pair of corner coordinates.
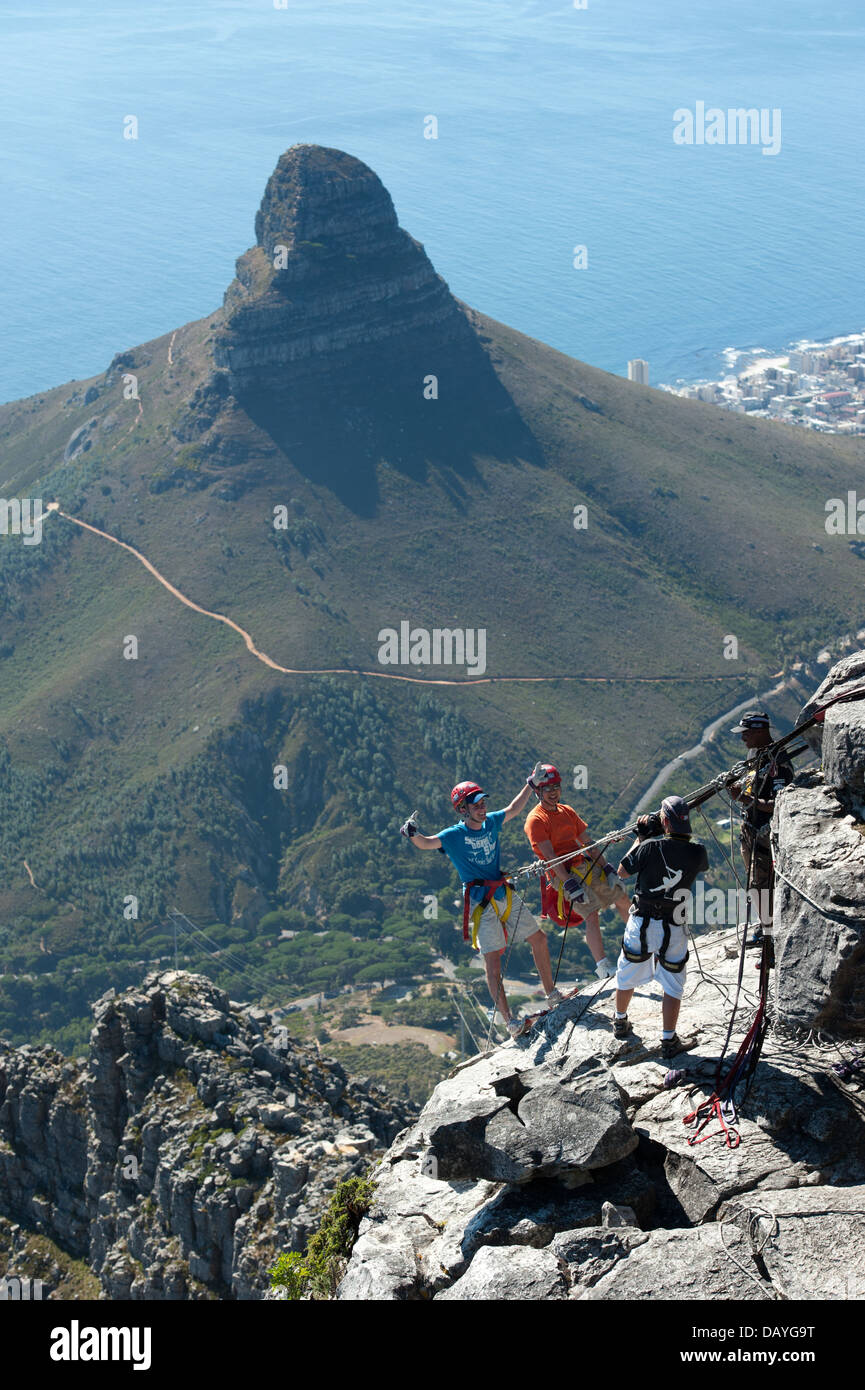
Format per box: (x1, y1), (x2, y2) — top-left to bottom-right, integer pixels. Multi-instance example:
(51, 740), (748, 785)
(573, 1224), (767, 1301)
(423, 1054), (636, 1183)
(719, 1184), (865, 1301)
(435, 1245), (568, 1301)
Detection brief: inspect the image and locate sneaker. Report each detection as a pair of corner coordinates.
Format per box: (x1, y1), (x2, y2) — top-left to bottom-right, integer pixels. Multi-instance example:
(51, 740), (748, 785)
(660, 1034), (681, 1060)
(594, 957), (615, 980)
(545, 987), (565, 1006)
(613, 1014), (632, 1040)
(506, 1018), (523, 1037)
(746, 930), (764, 950)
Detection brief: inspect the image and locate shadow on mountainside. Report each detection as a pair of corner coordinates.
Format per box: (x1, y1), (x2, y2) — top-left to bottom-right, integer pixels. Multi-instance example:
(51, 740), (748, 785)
(238, 356), (546, 517)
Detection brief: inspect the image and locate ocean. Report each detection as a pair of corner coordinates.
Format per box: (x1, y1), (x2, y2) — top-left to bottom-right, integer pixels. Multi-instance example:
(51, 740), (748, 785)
(1, 0), (862, 403)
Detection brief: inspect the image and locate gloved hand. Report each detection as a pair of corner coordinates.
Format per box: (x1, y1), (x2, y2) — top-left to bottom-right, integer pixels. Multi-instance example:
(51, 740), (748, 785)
(636, 812), (663, 841)
(603, 864), (627, 896)
(527, 762), (546, 789)
(563, 875), (587, 904)
(400, 810), (421, 839)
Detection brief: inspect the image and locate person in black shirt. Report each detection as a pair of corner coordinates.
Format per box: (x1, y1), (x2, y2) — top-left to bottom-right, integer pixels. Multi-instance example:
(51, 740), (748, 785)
(728, 710), (794, 946)
(612, 795), (709, 1059)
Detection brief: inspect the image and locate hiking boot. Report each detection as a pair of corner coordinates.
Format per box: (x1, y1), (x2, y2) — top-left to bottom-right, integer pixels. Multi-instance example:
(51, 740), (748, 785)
(594, 957), (615, 980)
(661, 1034), (682, 1060)
(545, 987), (565, 1006)
(613, 1014), (632, 1040)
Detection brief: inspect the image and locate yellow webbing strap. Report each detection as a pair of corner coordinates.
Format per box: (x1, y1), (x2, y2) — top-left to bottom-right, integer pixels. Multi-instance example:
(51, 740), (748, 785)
(470, 882), (513, 950)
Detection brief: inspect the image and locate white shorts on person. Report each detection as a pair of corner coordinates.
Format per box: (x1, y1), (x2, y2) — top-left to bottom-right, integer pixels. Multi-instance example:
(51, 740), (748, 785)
(615, 909), (688, 1000)
(474, 892), (542, 956)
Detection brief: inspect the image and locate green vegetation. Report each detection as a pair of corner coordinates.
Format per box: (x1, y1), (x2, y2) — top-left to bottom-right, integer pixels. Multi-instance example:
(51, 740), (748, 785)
(269, 1174), (377, 1299)
(326, 1041), (450, 1104)
(0, 299), (861, 1057)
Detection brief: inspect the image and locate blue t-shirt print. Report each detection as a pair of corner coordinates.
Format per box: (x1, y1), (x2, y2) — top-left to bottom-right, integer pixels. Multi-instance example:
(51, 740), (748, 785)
(438, 810), (507, 906)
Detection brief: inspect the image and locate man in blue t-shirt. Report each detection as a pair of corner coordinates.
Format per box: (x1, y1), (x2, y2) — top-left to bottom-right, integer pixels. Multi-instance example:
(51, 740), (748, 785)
(400, 766), (562, 1036)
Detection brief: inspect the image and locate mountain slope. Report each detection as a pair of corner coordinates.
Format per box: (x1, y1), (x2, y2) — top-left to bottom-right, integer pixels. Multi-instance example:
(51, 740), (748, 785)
(0, 143), (862, 1047)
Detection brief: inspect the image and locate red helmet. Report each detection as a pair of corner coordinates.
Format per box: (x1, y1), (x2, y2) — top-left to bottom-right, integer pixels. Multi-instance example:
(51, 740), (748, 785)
(535, 764), (561, 790)
(451, 781), (486, 811)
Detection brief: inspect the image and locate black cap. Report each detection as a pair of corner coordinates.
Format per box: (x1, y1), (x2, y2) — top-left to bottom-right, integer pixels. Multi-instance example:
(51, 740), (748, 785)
(661, 795), (691, 833)
(730, 710), (771, 733)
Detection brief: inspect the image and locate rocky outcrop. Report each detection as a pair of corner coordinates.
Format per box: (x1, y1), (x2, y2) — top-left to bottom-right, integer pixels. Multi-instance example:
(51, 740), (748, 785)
(206, 145), (539, 504)
(338, 929), (864, 1301)
(0, 972), (413, 1299)
(213, 145), (487, 401)
(776, 652), (865, 1035)
(797, 651), (865, 810)
(338, 659), (865, 1301)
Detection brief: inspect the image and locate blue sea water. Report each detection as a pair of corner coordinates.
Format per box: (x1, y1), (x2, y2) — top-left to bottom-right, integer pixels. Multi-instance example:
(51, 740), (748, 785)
(0, 0), (863, 404)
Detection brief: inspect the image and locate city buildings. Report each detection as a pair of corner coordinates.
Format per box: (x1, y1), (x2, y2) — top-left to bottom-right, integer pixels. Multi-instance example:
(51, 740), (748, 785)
(660, 333), (865, 434)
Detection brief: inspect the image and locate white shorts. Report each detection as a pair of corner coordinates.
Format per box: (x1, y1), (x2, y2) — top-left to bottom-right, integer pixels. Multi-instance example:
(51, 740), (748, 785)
(474, 891), (542, 956)
(615, 911), (688, 1000)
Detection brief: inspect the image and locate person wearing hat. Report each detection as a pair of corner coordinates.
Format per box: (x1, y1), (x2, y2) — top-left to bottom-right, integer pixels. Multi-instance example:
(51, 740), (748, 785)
(611, 795), (709, 1059)
(399, 765), (561, 1036)
(728, 710), (795, 946)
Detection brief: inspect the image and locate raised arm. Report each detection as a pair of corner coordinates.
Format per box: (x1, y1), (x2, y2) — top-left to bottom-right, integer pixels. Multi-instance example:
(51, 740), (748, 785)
(502, 780), (535, 822)
(503, 763), (546, 822)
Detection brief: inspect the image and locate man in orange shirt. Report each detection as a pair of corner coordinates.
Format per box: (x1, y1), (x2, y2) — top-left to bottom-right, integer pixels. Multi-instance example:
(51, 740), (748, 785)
(524, 765), (629, 980)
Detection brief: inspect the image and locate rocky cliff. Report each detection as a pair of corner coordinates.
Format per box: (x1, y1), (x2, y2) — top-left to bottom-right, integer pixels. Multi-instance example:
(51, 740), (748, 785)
(338, 657), (865, 1301)
(0, 972), (413, 1299)
(208, 144), (538, 488)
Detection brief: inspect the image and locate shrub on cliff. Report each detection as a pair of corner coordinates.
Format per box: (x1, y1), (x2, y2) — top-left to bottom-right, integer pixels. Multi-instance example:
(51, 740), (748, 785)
(269, 1174), (377, 1300)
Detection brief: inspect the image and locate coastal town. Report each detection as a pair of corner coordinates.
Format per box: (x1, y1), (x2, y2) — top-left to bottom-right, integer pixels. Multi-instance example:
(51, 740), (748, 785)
(657, 331), (865, 433)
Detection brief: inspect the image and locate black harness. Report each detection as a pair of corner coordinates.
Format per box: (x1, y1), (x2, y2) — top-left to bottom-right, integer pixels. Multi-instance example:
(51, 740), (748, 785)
(621, 894), (689, 973)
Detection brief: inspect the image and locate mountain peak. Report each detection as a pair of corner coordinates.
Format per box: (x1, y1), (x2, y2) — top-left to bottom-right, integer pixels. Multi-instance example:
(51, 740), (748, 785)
(214, 142), (475, 400)
(252, 144), (400, 260)
(210, 144), (536, 493)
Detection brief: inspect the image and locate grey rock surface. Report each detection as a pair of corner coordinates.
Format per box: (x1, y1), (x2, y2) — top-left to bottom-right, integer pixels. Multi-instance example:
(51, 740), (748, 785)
(774, 778), (865, 1036)
(435, 1245), (568, 1301)
(213, 144), (496, 405)
(423, 1053), (636, 1184)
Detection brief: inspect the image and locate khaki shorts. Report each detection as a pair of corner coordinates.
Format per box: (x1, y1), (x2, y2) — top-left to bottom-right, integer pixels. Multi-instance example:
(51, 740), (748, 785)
(565, 859), (628, 915)
(474, 892), (543, 956)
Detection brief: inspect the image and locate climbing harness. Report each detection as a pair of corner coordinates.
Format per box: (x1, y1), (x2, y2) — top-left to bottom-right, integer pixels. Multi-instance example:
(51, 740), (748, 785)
(621, 910), (689, 973)
(683, 1092), (741, 1148)
(429, 683), (865, 1078)
(462, 876), (513, 948)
